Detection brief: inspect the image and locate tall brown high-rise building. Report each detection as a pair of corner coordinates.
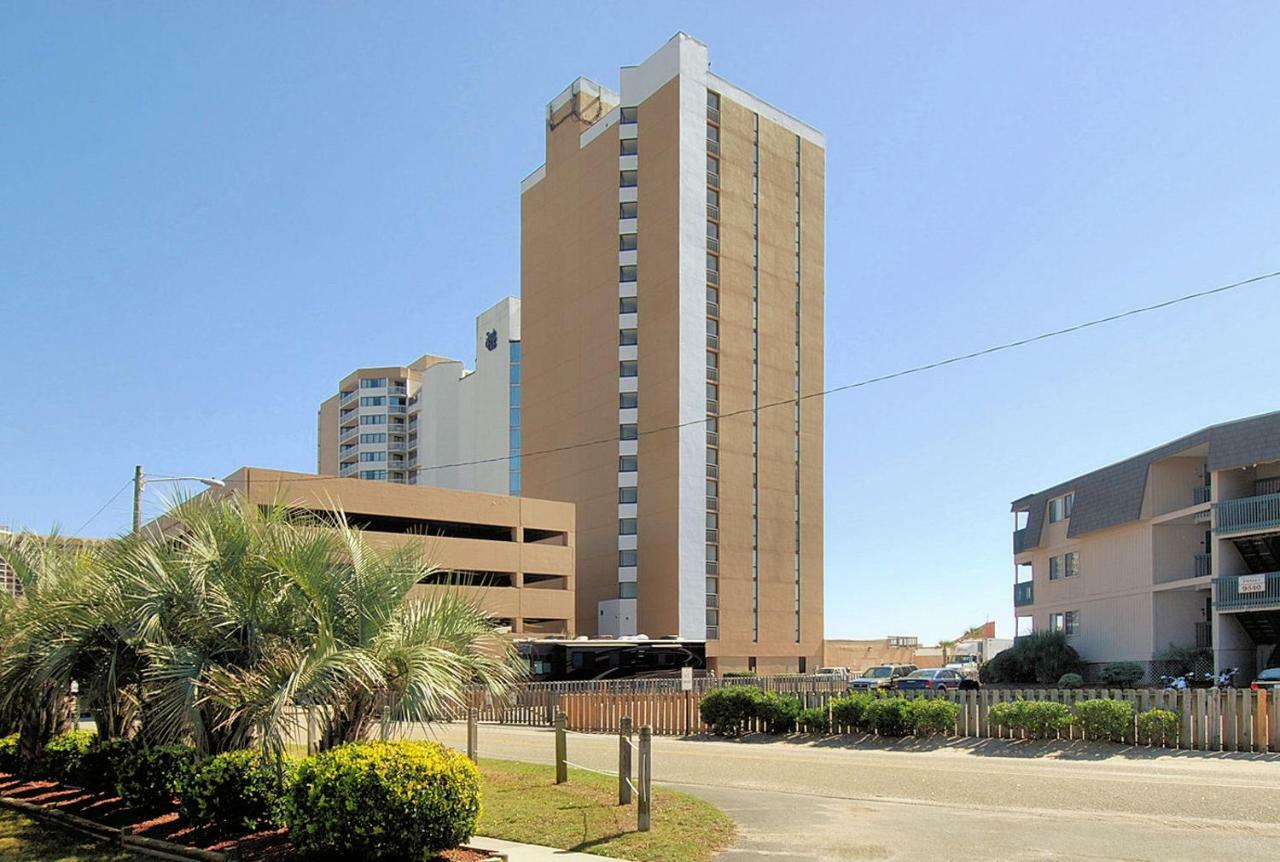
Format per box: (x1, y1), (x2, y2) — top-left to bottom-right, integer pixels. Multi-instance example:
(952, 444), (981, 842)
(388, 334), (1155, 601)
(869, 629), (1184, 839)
(520, 34), (824, 673)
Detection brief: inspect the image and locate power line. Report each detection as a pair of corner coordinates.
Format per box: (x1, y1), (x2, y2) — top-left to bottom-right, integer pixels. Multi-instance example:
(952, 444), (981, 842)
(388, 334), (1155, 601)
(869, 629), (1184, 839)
(74, 478), (134, 535)
(220, 267), (1279, 484)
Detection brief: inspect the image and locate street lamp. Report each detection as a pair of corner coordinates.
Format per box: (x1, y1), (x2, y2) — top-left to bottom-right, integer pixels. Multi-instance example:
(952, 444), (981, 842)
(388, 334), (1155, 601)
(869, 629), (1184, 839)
(132, 465), (225, 533)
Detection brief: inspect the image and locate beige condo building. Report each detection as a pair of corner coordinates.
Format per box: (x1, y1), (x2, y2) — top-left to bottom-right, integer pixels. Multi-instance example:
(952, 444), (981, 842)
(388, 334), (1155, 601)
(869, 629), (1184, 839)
(317, 298), (521, 495)
(1012, 410), (1280, 683)
(520, 34), (825, 673)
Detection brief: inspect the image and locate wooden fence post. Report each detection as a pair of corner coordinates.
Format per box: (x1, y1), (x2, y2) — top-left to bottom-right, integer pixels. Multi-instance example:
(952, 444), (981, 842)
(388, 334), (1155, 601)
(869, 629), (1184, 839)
(619, 716), (633, 805)
(467, 708), (478, 763)
(555, 712), (567, 784)
(637, 725), (652, 832)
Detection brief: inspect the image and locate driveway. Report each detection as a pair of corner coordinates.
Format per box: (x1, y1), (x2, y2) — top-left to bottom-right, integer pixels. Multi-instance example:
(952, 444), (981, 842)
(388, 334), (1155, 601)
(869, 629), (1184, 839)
(429, 724), (1280, 861)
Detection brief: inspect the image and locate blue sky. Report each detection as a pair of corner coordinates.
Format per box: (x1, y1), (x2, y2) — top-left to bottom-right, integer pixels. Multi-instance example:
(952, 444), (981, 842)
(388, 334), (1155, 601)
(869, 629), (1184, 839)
(2, 4), (1279, 644)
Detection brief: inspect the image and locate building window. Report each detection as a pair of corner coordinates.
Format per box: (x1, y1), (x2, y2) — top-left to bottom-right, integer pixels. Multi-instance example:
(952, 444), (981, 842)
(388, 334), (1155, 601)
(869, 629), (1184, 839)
(619, 233), (638, 251)
(619, 518), (637, 535)
(620, 137), (638, 156)
(360, 415), (387, 425)
(619, 391), (638, 409)
(620, 360), (638, 378)
(707, 188), (719, 208)
(620, 264), (638, 282)
(707, 221), (719, 241)
(1065, 610), (1080, 636)
(619, 549), (638, 567)
(1065, 551), (1079, 578)
(707, 155), (719, 176)
(706, 123), (719, 143)
(619, 423), (638, 441)
(707, 91), (720, 110)
(620, 170), (638, 188)
(359, 470), (387, 480)
(360, 433), (386, 444)
(1049, 492), (1074, 523)
(619, 582), (637, 599)
(619, 328), (638, 346)
(620, 201), (638, 219)
(619, 455), (638, 472)
(620, 106), (638, 123)
(620, 295), (638, 314)
(706, 544), (718, 563)
(619, 486), (637, 504)
(706, 253), (719, 272)
(360, 378), (387, 388)
(1050, 612), (1064, 632)
(707, 318), (719, 337)
(359, 451), (387, 462)
(706, 609), (719, 626)
(1049, 556), (1061, 580)
(360, 396), (385, 406)
(706, 479), (718, 497)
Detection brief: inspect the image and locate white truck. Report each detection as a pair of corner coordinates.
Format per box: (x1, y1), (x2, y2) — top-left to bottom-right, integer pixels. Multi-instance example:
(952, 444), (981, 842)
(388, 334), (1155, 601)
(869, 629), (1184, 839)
(946, 638), (1012, 678)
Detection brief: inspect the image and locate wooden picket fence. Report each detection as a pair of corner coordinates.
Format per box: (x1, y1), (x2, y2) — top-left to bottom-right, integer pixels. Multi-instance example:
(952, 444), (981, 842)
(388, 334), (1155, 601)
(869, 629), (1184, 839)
(551, 686), (1280, 753)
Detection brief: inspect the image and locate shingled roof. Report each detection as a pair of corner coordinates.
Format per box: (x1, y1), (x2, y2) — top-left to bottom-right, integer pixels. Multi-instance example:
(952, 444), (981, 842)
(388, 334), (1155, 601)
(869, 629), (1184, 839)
(1011, 410), (1280, 551)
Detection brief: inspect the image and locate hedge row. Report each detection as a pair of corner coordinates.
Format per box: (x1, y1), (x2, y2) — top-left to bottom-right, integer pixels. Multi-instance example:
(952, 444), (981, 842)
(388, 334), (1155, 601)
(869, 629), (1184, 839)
(699, 690), (962, 738)
(0, 732), (479, 857)
(988, 699), (1180, 743)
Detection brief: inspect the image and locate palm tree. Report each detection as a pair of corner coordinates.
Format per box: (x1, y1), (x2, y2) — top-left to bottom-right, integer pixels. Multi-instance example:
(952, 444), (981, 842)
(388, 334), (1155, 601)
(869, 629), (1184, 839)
(285, 520), (521, 751)
(937, 639), (958, 664)
(0, 533), (92, 767)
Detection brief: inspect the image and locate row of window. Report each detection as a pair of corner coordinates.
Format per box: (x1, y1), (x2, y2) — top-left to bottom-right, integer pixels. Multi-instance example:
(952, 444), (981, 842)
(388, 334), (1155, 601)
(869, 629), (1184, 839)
(705, 90), (722, 639)
(1048, 492), (1075, 523)
(1049, 610), (1080, 636)
(1048, 551), (1080, 580)
(509, 340), (522, 496)
(617, 119), (638, 591)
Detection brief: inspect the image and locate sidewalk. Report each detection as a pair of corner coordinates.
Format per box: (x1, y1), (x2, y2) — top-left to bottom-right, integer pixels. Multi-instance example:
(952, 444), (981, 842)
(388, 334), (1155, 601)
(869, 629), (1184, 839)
(475, 835), (628, 861)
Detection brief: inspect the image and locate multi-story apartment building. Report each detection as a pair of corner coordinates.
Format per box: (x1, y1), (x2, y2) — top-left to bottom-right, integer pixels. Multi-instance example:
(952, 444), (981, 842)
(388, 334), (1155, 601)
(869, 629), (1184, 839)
(1011, 410), (1280, 683)
(520, 34), (824, 673)
(213, 467), (574, 637)
(317, 298), (521, 495)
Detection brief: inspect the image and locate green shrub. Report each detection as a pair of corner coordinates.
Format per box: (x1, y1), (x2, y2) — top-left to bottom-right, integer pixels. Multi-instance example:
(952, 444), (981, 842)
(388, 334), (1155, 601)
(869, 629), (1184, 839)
(179, 749), (291, 834)
(42, 730), (96, 785)
(699, 687), (764, 736)
(829, 693), (874, 732)
(1073, 699), (1135, 742)
(285, 740), (479, 859)
(723, 671), (758, 678)
(0, 734), (20, 775)
(755, 693), (801, 735)
(1057, 673), (1084, 689)
(1099, 662), (1145, 687)
(978, 632), (1082, 684)
(1136, 708), (1180, 746)
(116, 744), (196, 811)
(863, 698), (911, 737)
(797, 706), (830, 734)
(988, 700), (1073, 739)
(904, 698), (958, 736)
(1156, 643), (1213, 676)
(81, 738), (133, 794)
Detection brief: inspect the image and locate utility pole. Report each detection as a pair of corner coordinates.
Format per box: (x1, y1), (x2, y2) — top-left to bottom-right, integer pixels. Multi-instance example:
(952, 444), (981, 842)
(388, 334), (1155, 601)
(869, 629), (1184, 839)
(132, 465), (144, 534)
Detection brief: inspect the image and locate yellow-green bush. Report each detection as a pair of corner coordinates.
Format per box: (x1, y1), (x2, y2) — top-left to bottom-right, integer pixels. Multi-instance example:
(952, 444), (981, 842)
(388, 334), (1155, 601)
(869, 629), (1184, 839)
(0, 734), (19, 774)
(116, 744), (196, 811)
(989, 700), (1073, 739)
(179, 749), (292, 834)
(1136, 708), (1180, 745)
(904, 698), (959, 736)
(41, 730), (96, 784)
(1073, 699), (1135, 742)
(285, 740), (480, 859)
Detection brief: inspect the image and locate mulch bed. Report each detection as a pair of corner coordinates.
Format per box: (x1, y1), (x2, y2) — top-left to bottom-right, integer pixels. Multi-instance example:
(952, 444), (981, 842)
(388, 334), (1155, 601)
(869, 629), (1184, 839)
(0, 773), (488, 862)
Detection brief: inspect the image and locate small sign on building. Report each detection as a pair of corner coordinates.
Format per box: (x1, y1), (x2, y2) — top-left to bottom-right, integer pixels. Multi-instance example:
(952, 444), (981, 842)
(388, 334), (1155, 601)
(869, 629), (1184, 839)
(680, 666), (694, 691)
(1238, 574), (1267, 594)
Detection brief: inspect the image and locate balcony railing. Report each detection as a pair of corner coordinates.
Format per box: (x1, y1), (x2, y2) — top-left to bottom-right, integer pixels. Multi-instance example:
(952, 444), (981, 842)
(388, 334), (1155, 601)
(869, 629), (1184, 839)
(1212, 492), (1280, 535)
(1013, 527), (1031, 554)
(1214, 571), (1280, 611)
(1257, 477), (1280, 496)
(1195, 621), (1212, 649)
(340, 390), (357, 406)
(1014, 581), (1034, 607)
(1195, 553), (1212, 577)
(1193, 485), (1211, 505)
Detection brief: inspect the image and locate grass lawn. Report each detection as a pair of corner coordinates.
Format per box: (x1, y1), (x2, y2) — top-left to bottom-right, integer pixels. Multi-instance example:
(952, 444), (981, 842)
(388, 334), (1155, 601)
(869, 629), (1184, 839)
(0, 809), (139, 862)
(476, 759), (734, 862)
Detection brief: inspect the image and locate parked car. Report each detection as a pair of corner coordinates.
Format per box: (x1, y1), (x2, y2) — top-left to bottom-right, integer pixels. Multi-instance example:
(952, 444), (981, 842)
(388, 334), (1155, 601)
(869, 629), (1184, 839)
(849, 664), (916, 690)
(896, 668), (966, 692)
(944, 659), (980, 680)
(814, 666), (852, 680)
(1250, 667), (1280, 693)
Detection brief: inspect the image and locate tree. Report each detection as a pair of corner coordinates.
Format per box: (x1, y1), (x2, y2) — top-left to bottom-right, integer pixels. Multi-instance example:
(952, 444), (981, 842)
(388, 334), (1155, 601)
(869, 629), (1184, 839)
(0, 533), (89, 767)
(937, 639), (958, 663)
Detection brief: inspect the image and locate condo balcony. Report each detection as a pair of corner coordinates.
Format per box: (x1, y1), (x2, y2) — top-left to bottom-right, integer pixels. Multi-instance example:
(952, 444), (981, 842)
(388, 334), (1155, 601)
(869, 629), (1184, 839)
(1013, 527), (1031, 554)
(1213, 571), (1280, 612)
(1014, 581), (1034, 607)
(1213, 492), (1280, 536)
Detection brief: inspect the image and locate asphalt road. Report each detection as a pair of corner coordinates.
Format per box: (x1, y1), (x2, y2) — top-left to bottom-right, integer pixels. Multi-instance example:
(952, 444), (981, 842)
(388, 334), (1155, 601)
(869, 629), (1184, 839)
(428, 723), (1280, 861)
